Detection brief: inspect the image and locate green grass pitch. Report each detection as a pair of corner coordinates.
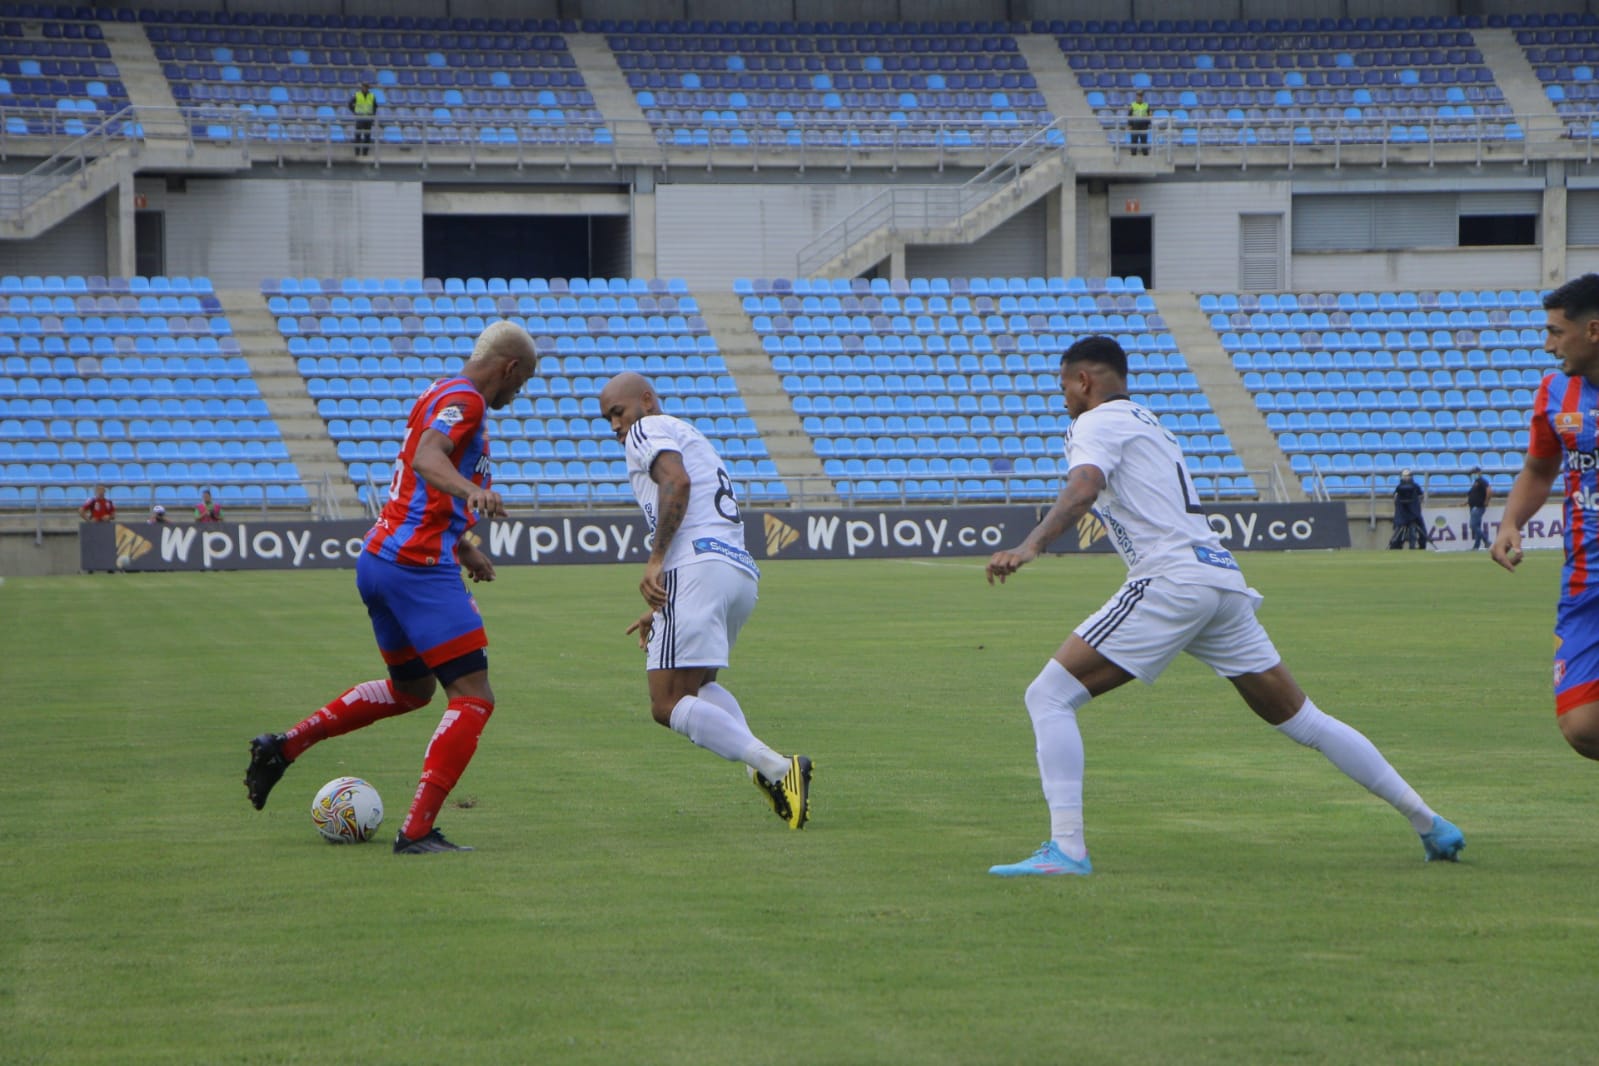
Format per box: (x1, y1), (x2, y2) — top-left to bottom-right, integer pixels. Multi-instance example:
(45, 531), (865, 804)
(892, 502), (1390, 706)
(4, 550), (1597, 1064)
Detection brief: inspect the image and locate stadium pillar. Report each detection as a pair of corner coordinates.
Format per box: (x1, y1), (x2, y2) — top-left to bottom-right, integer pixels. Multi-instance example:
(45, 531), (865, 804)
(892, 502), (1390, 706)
(104, 175), (135, 279)
(631, 167), (657, 277)
(889, 244), (906, 279)
(1081, 179), (1112, 278)
(1543, 163), (1568, 290)
(1046, 180), (1076, 276)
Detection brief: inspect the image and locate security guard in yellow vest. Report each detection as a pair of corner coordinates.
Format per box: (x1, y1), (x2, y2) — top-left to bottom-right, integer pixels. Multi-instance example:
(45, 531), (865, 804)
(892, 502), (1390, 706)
(1128, 90), (1151, 156)
(350, 81), (377, 158)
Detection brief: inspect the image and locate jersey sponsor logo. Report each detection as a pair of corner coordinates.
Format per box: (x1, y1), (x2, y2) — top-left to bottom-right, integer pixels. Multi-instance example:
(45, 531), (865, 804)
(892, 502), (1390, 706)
(1565, 449), (1599, 472)
(1556, 411), (1585, 435)
(1555, 658), (1567, 687)
(1097, 509), (1138, 562)
(1567, 485), (1599, 514)
(1572, 486), (1599, 512)
(473, 453), (492, 477)
(691, 536), (760, 576)
(436, 404), (466, 427)
(1192, 545), (1241, 570)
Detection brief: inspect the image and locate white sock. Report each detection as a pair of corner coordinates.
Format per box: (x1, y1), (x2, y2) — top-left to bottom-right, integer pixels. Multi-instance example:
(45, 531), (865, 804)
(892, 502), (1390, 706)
(668, 695), (789, 783)
(699, 682), (749, 730)
(1026, 659), (1093, 860)
(1276, 698), (1436, 833)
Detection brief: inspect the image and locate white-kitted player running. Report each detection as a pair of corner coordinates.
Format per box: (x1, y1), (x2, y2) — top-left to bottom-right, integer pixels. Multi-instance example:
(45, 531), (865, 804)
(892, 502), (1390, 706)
(984, 335), (1462, 876)
(598, 371), (812, 829)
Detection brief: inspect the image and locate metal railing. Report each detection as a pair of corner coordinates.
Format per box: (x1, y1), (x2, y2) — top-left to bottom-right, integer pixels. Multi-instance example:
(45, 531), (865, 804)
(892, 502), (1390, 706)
(8, 103), (1599, 191)
(794, 117), (1069, 275)
(0, 105), (142, 225)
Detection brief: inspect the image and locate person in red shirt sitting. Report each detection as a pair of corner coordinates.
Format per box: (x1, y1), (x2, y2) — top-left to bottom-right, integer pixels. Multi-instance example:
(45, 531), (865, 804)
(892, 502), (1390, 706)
(195, 489), (223, 523)
(79, 484), (116, 523)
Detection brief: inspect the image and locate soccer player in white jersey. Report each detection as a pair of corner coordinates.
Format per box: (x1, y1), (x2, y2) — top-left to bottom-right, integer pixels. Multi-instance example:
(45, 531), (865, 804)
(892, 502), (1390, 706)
(598, 372), (813, 828)
(983, 336), (1463, 876)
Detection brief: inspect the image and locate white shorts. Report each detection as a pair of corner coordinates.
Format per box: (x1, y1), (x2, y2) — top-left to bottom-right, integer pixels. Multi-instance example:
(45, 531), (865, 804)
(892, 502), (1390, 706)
(1074, 577), (1281, 684)
(647, 561), (758, 671)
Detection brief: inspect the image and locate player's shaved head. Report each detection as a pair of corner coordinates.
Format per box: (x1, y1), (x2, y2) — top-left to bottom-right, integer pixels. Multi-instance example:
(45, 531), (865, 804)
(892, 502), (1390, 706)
(599, 371), (651, 405)
(463, 320), (538, 409)
(598, 372), (663, 440)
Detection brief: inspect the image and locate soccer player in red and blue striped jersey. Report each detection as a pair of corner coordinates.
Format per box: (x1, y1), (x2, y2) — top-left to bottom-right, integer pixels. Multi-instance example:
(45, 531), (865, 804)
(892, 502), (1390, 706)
(1495, 274), (1599, 759)
(245, 321), (538, 853)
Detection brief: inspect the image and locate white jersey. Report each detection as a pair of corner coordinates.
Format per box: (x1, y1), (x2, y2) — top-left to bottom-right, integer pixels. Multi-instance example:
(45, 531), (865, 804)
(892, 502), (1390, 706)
(1064, 397), (1248, 592)
(624, 413), (759, 578)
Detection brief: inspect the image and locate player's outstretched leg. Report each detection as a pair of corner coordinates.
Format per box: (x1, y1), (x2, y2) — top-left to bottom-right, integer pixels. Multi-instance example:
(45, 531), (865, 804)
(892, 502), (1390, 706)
(666, 688), (811, 829)
(244, 733), (291, 810)
(1274, 696), (1463, 861)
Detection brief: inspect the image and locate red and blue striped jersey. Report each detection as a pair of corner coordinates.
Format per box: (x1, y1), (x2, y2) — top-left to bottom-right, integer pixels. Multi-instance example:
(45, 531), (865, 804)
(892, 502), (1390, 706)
(1530, 371), (1599, 600)
(363, 376), (490, 568)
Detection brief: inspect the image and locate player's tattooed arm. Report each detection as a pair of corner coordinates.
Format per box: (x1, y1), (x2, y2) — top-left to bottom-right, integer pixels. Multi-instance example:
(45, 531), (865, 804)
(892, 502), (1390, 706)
(987, 464), (1106, 584)
(640, 450), (691, 607)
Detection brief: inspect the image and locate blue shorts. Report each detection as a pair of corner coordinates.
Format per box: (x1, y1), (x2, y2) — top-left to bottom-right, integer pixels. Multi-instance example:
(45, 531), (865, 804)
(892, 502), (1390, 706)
(1554, 593), (1599, 715)
(355, 552), (487, 671)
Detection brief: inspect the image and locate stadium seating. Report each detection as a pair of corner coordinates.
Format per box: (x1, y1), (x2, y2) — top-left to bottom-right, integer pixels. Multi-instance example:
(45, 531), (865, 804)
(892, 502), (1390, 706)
(1055, 16), (1514, 149)
(142, 10), (608, 147)
(0, 13), (131, 136)
(601, 21), (1055, 151)
(269, 276), (787, 507)
(1513, 14), (1599, 135)
(0, 274), (304, 510)
(743, 275), (1253, 502)
(1203, 287), (1540, 498)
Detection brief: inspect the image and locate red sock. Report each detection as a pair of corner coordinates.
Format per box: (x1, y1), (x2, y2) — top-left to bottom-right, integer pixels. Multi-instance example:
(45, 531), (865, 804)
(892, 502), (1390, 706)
(281, 679), (428, 761)
(401, 696), (494, 840)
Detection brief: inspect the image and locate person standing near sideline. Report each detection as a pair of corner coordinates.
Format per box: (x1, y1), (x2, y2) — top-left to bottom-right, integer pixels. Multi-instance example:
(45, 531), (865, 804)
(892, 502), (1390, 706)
(244, 321), (538, 854)
(1493, 273), (1599, 762)
(1466, 467), (1492, 551)
(79, 483), (115, 522)
(194, 488), (223, 524)
(598, 371), (813, 829)
(983, 335), (1463, 877)
(1391, 469), (1427, 549)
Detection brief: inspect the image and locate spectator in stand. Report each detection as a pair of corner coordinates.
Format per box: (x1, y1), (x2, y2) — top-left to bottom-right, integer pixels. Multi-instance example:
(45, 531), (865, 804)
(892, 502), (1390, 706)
(349, 80), (377, 158)
(1127, 90), (1152, 156)
(79, 484), (116, 523)
(148, 504), (170, 526)
(195, 489), (224, 524)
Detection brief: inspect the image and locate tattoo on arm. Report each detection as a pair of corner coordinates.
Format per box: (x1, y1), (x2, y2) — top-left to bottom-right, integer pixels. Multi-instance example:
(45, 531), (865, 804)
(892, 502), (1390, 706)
(648, 453), (691, 560)
(1027, 466), (1107, 552)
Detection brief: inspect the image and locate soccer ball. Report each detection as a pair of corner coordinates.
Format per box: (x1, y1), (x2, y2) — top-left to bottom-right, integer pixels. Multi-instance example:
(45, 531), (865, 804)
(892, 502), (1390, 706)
(310, 777), (384, 844)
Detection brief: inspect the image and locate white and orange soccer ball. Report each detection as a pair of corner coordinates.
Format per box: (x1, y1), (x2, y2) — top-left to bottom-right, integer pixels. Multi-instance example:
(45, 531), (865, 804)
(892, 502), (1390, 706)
(310, 777), (384, 844)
